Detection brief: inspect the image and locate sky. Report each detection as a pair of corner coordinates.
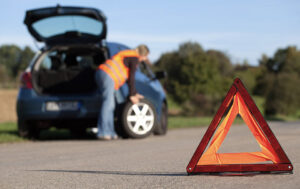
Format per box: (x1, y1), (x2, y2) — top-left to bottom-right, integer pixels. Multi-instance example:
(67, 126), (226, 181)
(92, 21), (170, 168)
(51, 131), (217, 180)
(0, 0), (299, 65)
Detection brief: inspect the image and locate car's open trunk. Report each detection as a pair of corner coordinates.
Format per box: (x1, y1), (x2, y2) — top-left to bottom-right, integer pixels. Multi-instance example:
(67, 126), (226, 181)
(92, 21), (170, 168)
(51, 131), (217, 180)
(36, 67), (96, 94)
(33, 46), (106, 95)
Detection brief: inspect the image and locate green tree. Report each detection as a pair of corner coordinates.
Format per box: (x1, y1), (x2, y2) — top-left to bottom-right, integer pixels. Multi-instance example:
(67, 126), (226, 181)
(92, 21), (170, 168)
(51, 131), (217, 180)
(265, 72), (300, 115)
(154, 41), (232, 115)
(19, 46), (35, 72)
(206, 50), (233, 77)
(0, 45), (22, 78)
(0, 64), (10, 86)
(255, 46), (300, 116)
(0, 45), (35, 78)
(233, 63), (262, 94)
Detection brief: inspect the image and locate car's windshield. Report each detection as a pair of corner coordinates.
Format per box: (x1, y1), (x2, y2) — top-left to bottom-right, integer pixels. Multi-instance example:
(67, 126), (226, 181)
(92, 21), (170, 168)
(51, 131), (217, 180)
(32, 15), (103, 38)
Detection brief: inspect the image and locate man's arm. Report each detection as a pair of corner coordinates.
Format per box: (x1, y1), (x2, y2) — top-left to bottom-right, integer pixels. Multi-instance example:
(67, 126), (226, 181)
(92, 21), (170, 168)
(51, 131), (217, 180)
(124, 57), (138, 96)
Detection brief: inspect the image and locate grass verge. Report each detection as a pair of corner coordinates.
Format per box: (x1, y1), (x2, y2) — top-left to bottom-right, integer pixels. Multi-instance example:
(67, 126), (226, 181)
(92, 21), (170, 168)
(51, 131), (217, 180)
(1, 114), (299, 143)
(0, 122), (26, 143)
(168, 116), (245, 129)
(0, 117), (215, 143)
(0, 122), (93, 143)
(169, 116), (213, 129)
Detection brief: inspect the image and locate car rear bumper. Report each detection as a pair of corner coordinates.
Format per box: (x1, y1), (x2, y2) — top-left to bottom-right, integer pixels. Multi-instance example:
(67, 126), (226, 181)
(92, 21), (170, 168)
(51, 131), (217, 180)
(17, 88), (101, 121)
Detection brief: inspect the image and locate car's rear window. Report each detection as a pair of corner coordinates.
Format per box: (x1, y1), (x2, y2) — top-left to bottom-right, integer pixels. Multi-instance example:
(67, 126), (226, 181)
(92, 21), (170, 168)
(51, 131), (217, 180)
(32, 15), (103, 38)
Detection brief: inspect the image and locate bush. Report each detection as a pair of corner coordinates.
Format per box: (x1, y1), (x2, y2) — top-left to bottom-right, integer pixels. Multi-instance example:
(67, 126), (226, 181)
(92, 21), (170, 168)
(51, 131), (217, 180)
(182, 93), (222, 116)
(255, 46), (300, 116)
(154, 41), (234, 116)
(265, 73), (300, 115)
(0, 44), (35, 88)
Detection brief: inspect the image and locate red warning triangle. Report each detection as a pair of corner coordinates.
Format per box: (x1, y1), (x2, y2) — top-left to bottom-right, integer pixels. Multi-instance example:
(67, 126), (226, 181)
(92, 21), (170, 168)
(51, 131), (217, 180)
(187, 78), (293, 174)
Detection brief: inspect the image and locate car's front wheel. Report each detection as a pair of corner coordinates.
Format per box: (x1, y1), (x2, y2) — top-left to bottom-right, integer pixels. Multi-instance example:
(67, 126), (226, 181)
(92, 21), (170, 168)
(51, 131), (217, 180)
(121, 99), (156, 138)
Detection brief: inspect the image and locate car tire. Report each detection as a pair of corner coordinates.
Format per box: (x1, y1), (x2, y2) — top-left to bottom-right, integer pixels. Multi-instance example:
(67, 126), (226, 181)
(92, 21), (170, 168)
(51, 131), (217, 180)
(121, 99), (156, 139)
(153, 102), (168, 135)
(18, 119), (40, 139)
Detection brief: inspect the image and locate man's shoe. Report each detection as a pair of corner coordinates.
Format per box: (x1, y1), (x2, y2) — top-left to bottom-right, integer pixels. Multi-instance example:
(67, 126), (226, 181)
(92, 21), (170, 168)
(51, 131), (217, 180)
(97, 136), (112, 141)
(112, 135), (119, 140)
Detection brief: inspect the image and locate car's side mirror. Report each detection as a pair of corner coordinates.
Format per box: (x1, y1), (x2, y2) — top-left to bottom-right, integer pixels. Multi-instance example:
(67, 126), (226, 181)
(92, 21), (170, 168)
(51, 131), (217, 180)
(155, 71), (167, 80)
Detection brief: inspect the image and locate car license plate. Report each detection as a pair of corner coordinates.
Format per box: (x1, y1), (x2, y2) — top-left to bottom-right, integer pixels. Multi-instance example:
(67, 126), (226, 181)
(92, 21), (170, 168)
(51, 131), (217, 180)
(46, 101), (79, 111)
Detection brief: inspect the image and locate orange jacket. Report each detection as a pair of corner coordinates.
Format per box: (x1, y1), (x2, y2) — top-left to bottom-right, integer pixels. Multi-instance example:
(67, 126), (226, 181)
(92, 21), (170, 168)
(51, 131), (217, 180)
(99, 49), (139, 90)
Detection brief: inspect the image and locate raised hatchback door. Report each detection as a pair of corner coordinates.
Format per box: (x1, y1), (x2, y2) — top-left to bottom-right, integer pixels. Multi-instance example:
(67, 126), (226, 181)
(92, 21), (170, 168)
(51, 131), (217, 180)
(24, 5), (107, 45)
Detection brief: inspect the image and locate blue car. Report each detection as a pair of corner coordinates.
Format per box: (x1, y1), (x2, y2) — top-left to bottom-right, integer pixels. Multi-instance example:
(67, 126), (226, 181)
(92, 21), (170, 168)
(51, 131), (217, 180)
(17, 5), (168, 139)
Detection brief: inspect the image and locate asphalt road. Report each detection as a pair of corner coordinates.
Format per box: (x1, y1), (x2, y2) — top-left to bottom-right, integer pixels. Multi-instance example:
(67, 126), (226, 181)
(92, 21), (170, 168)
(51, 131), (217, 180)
(0, 121), (299, 189)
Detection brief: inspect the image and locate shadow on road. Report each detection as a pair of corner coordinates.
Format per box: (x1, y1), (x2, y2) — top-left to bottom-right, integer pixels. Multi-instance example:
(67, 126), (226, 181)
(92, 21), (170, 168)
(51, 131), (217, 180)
(30, 169), (292, 177)
(38, 129), (97, 141)
(30, 169), (187, 177)
(0, 126), (97, 141)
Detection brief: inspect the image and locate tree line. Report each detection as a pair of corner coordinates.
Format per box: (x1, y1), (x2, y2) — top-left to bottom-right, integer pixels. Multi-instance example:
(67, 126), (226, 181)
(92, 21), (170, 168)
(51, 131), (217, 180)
(154, 42), (300, 118)
(0, 44), (35, 87)
(0, 43), (299, 117)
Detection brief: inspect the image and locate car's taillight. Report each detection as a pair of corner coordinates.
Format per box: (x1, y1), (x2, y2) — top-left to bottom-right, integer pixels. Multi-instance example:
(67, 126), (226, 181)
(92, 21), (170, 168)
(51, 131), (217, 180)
(20, 72), (33, 89)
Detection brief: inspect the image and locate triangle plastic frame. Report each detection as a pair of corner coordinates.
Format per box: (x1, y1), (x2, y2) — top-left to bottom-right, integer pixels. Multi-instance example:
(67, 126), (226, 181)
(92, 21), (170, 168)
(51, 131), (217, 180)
(186, 78), (293, 175)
